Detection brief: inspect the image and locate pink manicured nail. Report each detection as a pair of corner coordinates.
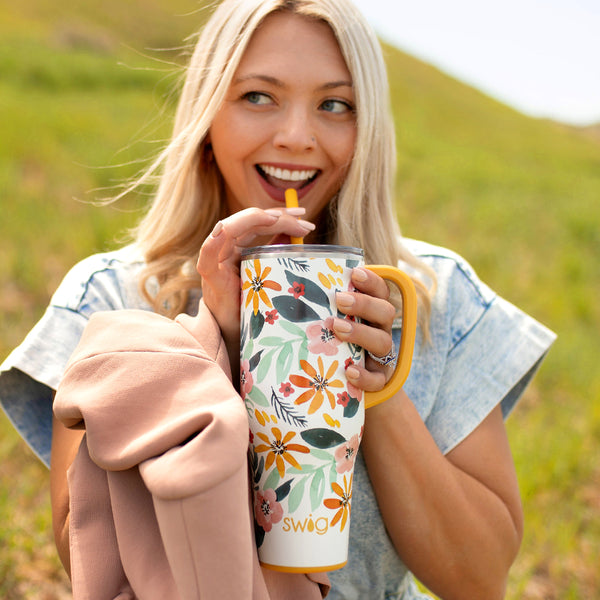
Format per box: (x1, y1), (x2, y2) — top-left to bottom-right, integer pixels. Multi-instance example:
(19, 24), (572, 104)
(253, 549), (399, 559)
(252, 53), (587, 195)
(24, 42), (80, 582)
(264, 208), (283, 217)
(352, 268), (368, 282)
(297, 219), (316, 231)
(336, 292), (355, 308)
(284, 207), (306, 216)
(346, 366), (360, 380)
(333, 318), (352, 334)
(211, 221), (224, 237)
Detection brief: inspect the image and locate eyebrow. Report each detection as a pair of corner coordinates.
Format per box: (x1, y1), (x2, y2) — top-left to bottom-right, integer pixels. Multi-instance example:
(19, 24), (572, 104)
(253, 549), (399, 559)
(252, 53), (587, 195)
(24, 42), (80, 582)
(233, 74), (353, 91)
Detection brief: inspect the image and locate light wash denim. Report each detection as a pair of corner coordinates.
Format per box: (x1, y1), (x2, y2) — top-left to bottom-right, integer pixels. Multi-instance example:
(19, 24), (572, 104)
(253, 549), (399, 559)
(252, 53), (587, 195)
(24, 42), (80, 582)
(0, 239), (556, 600)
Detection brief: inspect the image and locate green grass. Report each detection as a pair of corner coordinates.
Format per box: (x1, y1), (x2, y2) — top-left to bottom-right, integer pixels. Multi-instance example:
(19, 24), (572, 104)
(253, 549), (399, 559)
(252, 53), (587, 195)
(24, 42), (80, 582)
(1, 2), (599, 598)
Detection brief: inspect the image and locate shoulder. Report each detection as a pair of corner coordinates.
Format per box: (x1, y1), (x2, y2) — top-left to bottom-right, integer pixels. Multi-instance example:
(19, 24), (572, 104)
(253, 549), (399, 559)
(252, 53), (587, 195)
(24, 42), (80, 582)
(403, 238), (495, 302)
(50, 245), (149, 315)
(401, 239), (496, 348)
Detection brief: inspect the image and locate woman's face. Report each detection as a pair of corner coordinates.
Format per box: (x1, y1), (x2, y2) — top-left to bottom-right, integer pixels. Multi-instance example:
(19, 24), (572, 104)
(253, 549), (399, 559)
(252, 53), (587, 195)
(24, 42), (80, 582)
(209, 11), (357, 224)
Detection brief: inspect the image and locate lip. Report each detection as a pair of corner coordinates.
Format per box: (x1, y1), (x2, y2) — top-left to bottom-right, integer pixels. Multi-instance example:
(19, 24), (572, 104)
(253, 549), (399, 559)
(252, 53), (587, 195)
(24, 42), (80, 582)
(255, 163), (320, 203)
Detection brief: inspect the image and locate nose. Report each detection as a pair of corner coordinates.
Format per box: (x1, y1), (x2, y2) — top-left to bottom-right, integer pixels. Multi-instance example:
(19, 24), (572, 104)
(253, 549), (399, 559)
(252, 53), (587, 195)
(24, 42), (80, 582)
(272, 106), (316, 152)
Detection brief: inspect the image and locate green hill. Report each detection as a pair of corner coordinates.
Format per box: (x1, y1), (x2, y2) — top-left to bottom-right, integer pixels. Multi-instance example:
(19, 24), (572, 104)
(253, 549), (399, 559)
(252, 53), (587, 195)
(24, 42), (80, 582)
(1, 1), (599, 597)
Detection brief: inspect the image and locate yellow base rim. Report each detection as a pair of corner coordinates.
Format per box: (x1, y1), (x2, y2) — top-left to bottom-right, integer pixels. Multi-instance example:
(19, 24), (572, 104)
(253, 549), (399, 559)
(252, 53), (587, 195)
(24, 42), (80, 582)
(260, 560), (347, 573)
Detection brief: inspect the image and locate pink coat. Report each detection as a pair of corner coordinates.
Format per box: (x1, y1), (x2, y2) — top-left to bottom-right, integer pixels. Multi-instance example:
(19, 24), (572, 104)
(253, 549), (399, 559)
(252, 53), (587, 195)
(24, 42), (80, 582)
(53, 302), (329, 599)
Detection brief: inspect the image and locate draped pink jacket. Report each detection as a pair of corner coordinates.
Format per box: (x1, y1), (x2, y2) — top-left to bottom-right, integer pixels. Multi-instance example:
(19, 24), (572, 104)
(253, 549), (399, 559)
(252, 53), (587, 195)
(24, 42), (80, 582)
(53, 302), (329, 599)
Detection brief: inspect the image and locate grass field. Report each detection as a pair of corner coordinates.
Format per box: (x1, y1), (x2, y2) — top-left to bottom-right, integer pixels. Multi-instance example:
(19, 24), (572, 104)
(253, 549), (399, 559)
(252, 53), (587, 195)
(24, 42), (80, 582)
(1, 1), (599, 598)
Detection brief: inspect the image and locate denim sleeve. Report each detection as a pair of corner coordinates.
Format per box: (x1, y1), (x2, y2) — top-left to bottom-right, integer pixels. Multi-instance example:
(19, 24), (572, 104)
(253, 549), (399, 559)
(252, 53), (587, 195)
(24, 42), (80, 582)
(423, 258), (557, 455)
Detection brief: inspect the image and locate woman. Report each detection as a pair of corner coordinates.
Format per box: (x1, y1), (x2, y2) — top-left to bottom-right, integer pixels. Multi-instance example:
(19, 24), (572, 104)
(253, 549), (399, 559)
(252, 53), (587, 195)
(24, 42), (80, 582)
(0, 0), (555, 598)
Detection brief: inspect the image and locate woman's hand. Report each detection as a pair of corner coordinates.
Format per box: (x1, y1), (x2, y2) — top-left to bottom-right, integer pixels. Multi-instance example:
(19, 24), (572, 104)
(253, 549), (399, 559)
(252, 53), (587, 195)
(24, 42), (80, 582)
(331, 267), (397, 392)
(196, 207), (315, 366)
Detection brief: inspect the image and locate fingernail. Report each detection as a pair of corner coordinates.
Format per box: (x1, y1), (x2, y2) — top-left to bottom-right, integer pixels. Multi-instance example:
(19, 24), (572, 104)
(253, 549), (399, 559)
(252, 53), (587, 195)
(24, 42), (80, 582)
(336, 292), (355, 308)
(264, 208), (283, 217)
(352, 268), (368, 282)
(346, 366), (360, 380)
(333, 318), (352, 334)
(211, 220), (224, 237)
(284, 207), (306, 216)
(298, 219), (316, 231)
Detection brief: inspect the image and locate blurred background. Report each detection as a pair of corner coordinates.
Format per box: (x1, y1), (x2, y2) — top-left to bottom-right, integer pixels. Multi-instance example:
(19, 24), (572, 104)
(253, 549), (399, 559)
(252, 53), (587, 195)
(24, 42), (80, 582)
(1, 1), (598, 598)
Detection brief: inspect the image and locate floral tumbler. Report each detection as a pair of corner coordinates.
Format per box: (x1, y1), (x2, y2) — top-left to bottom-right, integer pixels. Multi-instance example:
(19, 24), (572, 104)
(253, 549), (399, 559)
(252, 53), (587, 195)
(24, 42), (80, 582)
(240, 244), (417, 572)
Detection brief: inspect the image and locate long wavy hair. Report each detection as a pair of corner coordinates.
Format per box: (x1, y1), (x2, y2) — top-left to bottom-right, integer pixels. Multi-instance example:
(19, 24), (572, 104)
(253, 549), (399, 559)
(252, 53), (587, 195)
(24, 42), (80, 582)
(132, 0), (436, 332)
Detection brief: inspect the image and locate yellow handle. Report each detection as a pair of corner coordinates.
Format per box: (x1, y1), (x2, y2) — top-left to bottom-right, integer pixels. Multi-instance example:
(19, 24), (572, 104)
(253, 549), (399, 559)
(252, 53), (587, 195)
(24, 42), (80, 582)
(363, 265), (418, 409)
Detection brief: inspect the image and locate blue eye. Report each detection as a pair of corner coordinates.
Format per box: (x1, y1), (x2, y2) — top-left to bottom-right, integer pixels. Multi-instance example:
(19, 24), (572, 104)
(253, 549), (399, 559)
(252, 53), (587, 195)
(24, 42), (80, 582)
(244, 91), (271, 105)
(321, 99), (353, 114)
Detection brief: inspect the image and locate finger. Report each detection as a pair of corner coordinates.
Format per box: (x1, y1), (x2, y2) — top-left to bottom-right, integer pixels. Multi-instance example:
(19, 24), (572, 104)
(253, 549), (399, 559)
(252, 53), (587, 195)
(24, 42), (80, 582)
(196, 220), (239, 277)
(216, 207), (279, 239)
(331, 317), (393, 359)
(235, 215), (315, 247)
(218, 207), (314, 247)
(351, 267), (391, 300)
(345, 363), (387, 393)
(335, 291), (396, 330)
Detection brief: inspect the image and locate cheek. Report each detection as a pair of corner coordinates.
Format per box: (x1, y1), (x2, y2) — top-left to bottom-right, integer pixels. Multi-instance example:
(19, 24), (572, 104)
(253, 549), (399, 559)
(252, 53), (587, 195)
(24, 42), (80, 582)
(330, 127), (356, 173)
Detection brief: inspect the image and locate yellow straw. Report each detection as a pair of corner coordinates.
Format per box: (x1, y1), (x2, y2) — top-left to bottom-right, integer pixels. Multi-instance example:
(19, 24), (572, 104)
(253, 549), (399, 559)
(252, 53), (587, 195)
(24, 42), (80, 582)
(285, 188), (304, 244)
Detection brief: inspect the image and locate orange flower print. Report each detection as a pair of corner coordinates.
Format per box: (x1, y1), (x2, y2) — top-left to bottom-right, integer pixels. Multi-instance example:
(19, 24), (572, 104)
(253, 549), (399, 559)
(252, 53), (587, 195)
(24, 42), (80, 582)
(242, 259), (282, 315)
(289, 356), (344, 414)
(253, 427), (310, 478)
(324, 474), (352, 531)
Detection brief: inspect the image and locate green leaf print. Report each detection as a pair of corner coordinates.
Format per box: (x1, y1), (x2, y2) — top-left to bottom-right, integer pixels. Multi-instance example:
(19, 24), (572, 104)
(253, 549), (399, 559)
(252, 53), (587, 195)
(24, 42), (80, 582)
(275, 479), (293, 502)
(287, 477), (307, 513)
(310, 468), (326, 511)
(247, 386), (270, 408)
(309, 447), (336, 462)
(250, 310), (265, 339)
(272, 296), (320, 322)
(343, 396), (360, 418)
(279, 320), (307, 338)
(299, 339), (309, 363)
(263, 465), (281, 492)
(259, 336), (285, 346)
(248, 349), (262, 372)
(256, 348), (275, 383)
(276, 343), (294, 384)
(301, 428), (346, 449)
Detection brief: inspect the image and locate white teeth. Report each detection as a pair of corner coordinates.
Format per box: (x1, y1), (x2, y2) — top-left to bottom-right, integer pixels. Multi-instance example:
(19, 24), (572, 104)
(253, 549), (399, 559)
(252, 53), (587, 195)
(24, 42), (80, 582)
(260, 165), (317, 182)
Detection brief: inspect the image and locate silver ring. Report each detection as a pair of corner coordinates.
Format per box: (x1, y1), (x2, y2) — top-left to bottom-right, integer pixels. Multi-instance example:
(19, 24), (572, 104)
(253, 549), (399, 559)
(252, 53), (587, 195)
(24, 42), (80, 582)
(367, 341), (397, 367)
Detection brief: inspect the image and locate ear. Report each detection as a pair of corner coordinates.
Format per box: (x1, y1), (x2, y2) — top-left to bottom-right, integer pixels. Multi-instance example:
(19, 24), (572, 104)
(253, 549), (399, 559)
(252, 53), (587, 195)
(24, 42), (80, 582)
(201, 137), (214, 168)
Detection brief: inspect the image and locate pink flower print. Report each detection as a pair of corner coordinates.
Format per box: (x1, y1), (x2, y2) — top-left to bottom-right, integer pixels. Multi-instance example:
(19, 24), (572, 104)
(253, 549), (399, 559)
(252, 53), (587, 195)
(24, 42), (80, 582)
(254, 489), (283, 532)
(240, 359), (254, 398)
(306, 317), (342, 356)
(335, 434), (360, 474)
(336, 391), (351, 407)
(288, 282), (305, 299)
(279, 382), (294, 397)
(265, 309), (279, 324)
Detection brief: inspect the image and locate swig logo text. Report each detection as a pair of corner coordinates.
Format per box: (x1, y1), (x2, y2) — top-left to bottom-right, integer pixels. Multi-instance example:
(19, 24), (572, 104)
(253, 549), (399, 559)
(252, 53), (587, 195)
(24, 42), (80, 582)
(282, 515), (329, 535)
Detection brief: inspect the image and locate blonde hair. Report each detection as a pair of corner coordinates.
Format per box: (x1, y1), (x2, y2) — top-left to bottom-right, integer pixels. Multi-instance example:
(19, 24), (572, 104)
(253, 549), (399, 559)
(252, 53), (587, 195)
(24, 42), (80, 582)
(133, 0), (435, 332)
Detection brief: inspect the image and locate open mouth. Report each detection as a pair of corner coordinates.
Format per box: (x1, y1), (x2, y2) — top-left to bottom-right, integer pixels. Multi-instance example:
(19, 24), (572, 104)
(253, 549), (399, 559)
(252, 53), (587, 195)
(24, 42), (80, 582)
(256, 164), (319, 190)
